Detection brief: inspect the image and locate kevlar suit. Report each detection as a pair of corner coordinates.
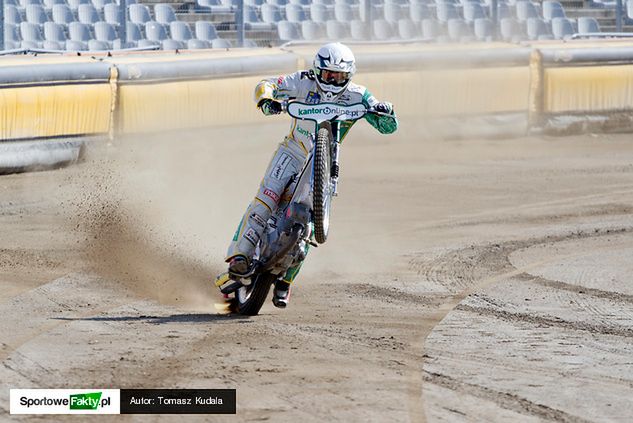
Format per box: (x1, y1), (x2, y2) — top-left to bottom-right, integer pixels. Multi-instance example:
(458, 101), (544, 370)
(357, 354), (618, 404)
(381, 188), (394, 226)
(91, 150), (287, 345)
(226, 70), (398, 285)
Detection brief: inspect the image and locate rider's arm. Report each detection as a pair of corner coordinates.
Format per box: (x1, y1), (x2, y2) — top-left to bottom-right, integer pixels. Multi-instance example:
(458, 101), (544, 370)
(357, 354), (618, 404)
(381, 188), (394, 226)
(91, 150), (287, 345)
(254, 72), (304, 115)
(362, 89), (399, 134)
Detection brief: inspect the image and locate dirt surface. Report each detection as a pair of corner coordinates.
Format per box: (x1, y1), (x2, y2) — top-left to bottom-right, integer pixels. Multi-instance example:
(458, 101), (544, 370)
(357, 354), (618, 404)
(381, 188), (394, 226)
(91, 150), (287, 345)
(1, 119), (632, 422)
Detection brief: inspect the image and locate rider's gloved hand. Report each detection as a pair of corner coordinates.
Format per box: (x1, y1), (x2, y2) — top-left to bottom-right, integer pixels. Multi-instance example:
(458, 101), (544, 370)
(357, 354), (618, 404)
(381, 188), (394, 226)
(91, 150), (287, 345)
(375, 102), (395, 115)
(258, 99), (283, 116)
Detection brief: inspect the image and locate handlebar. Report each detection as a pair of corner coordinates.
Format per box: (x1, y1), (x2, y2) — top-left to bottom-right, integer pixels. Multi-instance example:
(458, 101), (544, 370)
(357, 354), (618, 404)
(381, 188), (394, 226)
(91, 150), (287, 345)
(280, 100), (393, 123)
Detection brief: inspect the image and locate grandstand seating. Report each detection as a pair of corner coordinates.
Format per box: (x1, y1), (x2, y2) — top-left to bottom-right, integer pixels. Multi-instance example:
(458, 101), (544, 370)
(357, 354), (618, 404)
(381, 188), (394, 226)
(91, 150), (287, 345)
(2, 0), (632, 52)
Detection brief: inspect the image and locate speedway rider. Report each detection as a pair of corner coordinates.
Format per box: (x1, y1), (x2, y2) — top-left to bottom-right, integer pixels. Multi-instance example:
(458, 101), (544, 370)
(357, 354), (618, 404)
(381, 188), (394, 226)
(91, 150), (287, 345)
(216, 42), (398, 308)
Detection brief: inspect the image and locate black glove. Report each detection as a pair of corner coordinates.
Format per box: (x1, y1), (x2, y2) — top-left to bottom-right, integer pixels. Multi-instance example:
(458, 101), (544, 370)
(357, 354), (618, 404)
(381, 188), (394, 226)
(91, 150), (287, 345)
(258, 99), (283, 116)
(374, 102), (394, 115)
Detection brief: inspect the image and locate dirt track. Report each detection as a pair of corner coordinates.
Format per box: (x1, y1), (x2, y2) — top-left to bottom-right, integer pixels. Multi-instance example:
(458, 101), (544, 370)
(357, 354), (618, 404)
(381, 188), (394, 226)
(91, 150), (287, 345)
(1, 119), (633, 422)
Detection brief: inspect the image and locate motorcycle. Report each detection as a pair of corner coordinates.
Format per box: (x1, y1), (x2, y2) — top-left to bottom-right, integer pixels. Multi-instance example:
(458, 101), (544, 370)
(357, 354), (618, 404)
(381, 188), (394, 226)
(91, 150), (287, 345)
(219, 100), (388, 315)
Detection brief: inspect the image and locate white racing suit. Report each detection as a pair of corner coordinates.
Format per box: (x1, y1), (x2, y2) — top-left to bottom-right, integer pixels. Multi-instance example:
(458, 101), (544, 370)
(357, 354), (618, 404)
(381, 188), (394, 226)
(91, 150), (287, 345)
(226, 70), (398, 285)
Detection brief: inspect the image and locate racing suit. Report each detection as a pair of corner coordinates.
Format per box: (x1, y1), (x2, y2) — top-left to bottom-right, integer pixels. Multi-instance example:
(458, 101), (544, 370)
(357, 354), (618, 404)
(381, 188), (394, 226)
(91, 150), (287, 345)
(226, 70), (398, 285)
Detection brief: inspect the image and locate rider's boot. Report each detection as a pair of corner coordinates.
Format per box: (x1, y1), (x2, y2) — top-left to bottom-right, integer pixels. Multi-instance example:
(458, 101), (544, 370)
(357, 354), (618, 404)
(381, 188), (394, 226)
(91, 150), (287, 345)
(272, 280), (291, 308)
(228, 255), (250, 276)
(215, 256), (251, 294)
(215, 272), (242, 295)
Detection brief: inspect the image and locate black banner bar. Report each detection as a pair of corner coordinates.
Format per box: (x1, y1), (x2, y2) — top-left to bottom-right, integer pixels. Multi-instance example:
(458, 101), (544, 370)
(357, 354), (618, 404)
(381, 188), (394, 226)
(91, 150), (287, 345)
(120, 389), (236, 414)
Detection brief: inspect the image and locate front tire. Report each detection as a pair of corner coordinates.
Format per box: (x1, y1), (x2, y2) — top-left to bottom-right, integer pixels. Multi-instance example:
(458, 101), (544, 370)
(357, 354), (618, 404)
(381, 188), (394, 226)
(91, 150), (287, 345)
(234, 272), (275, 316)
(313, 127), (332, 244)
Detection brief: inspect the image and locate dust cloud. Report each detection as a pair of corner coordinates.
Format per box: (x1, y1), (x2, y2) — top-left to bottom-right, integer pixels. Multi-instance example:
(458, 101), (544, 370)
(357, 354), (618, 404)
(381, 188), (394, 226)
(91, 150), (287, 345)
(62, 128), (255, 310)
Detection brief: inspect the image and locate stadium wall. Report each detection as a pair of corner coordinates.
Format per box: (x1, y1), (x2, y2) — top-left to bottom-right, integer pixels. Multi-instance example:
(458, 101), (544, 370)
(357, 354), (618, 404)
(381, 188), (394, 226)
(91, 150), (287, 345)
(1, 43), (633, 171)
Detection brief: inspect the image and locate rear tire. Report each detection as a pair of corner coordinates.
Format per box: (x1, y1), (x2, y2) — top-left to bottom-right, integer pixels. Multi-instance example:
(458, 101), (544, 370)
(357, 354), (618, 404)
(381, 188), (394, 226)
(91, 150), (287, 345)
(313, 127), (332, 244)
(234, 272), (275, 316)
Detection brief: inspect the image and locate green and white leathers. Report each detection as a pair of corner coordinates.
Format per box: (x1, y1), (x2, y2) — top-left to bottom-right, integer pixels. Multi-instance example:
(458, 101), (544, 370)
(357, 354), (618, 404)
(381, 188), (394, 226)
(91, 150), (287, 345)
(226, 43), (398, 286)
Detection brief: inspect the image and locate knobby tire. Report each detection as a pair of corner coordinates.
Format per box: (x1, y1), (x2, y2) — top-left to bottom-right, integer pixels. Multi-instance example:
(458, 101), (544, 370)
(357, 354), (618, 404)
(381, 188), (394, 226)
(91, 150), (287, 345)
(235, 272), (275, 316)
(313, 127), (331, 244)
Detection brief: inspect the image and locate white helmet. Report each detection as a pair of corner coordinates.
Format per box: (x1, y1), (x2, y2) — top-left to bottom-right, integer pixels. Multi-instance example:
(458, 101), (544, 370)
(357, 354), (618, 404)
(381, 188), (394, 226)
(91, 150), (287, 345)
(313, 42), (356, 98)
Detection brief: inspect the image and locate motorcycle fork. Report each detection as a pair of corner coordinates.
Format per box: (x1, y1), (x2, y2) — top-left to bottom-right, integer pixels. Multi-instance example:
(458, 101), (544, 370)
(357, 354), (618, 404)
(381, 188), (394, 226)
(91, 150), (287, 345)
(319, 121), (341, 197)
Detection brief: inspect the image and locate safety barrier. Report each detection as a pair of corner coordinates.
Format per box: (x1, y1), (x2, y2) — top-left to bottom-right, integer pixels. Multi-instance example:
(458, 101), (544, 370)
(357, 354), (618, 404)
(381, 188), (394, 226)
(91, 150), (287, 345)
(1, 42), (633, 171)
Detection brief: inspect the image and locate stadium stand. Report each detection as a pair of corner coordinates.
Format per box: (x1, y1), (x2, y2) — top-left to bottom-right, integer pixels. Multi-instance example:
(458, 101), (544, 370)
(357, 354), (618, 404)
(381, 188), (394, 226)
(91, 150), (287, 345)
(3, 0), (633, 52)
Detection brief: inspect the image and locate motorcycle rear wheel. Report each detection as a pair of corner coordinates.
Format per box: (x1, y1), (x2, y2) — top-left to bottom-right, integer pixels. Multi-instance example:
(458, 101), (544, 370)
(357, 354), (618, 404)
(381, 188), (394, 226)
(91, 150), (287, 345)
(233, 272), (276, 316)
(313, 127), (332, 244)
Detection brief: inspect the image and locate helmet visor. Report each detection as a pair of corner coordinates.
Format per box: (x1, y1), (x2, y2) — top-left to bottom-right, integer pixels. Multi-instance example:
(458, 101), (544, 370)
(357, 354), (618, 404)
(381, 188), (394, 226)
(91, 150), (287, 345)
(315, 68), (351, 88)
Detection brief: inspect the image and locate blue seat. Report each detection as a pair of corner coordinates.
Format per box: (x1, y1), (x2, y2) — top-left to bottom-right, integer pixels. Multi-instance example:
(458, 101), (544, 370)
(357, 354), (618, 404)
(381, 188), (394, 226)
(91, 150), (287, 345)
(43, 0), (65, 9)
(515, 1), (539, 22)
(145, 21), (168, 42)
(94, 21), (117, 45)
(497, 2), (512, 19)
(66, 40), (88, 50)
(20, 22), (44, 46)
(195, 20), (218, 40)
(52, 4), (76, 26)
(77, 4), (100, 24)
(350, 19), (369, 39)
(126, 21), (143, 45)
(88, 39), (110, 50)
(277, 20), (301, 40)
(447, 18), (471, 41)
(436, 2), (459, 22)
(373, 19), (394, 39)
(67, 0), (89, 10)
(310, 3), (331, 23)
(68, 21), (92, 41)
(188, 39), (211, 49)
(551, 16), (574, 39)
(25, 4), (48, 25)
(4, 24), (21, 48)
(211, 38), (231, 48)
(170, 21), (194, 41)
(162, 39), (185, 50)
(334, 3), (355, 22)
(5, 6), (23, 25)
(542, 0), (565, 21)
(155, 4), (177, 25)
(421, 17), (441, 38)
(286, 3), (307, 22)
(129, 3), (152, 24)
(526, 16), (549, 39)
(398, 18), (418, 39)
(103, 3), (120, 25)
(500, 17), (523, 40)
(473, 17), (492, 40)
(19, 0), (43, 8)
(463, 2), (486, 22)
(577, 17), (600, 34)
(91, 0), (113, 11)
(326, 19), (349, 38)
(384, 0), (404, 23)
(261, 3), (283, 23)
(42, 40), (64, 49)
(410, 2), (430, 22)
(44, 21), (67, 41)
(301, 20), (325, 39)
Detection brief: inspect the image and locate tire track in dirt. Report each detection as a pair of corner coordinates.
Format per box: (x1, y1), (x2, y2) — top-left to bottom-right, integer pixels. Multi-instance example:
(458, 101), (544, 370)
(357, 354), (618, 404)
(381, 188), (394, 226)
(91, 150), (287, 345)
(456, 303), (633, 338)
(401, 227), (633, 421)
(417, 228), (633, 421)
(422, 370), (590, 423)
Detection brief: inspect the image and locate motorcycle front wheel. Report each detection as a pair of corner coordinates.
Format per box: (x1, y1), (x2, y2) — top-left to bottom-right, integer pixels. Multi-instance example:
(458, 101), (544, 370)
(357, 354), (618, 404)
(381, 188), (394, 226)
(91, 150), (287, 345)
(313, 126), (332, 244)
(233, 272), (276, 316)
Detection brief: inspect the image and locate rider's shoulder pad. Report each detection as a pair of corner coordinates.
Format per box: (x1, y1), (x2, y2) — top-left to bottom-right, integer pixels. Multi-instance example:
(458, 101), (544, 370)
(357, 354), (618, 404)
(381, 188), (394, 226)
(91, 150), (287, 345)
(345, 82), (366, 95)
